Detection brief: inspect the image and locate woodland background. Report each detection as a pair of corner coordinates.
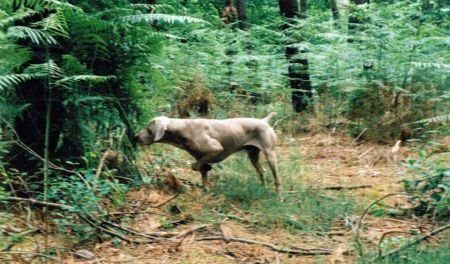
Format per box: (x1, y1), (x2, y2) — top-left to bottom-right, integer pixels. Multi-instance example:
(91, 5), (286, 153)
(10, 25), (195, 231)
(0, 0), (449, 263)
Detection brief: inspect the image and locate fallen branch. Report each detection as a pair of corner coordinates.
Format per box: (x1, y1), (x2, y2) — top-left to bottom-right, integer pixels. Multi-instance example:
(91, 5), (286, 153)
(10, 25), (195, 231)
(353, 192), (410, 259)
(0, 251), (59, 261)
(377, 230), (416, 257)
(99, 210), (165, 217)
(175, 224), (208, 239)
(150, 191), (181, 208)
(195, 236), (333, 255)
(323, 184), (372, 190)
(377, 223), (450, 260)
(0, 197), (73, 210)
(100, 219), (161, 241)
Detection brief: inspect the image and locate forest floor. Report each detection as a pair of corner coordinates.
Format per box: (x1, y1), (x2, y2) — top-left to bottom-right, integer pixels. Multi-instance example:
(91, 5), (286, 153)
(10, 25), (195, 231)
(6, 132), (443, 263)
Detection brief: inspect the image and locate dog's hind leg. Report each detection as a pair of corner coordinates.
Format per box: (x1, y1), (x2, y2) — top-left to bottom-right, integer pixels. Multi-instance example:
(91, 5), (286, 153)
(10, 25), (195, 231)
(263, 149), (281, 194)
(247, 147), (265, 185)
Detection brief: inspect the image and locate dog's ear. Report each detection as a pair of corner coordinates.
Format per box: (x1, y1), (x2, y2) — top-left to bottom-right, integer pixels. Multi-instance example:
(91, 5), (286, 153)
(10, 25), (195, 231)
(149, 117), (168, 141)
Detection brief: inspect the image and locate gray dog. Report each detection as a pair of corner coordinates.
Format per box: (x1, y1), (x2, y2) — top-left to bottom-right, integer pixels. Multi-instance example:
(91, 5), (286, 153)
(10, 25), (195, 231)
(134, 113), (280, 193)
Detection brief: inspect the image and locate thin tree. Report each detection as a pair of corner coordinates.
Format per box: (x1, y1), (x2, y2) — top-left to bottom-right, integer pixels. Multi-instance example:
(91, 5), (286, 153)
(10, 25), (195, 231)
(279, 0), (312, 112)
(299, 0), (307, 19)
(236, 0), (248, 30)
(329, 0), (340, 24)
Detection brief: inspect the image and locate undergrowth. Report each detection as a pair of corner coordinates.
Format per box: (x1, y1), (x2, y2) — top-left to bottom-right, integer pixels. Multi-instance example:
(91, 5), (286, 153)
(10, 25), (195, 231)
(371, 233), (450, 264)
(206, 152), (354, 233)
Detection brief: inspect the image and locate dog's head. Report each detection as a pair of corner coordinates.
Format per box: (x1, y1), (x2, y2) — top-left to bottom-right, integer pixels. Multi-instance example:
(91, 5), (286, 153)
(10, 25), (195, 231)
(134, 116), (169, 145)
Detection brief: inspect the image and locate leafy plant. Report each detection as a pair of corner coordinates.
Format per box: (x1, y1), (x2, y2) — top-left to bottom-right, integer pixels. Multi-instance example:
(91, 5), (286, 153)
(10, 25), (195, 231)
(403, 149), (449, 218)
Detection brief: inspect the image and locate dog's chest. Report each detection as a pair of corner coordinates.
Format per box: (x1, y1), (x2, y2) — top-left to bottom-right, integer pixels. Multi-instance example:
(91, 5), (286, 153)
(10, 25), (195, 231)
(165, 131), (203, 158)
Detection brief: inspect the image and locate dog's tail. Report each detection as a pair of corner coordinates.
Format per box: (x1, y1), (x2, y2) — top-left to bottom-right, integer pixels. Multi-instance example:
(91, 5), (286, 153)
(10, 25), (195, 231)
(262, 112), (277, 123)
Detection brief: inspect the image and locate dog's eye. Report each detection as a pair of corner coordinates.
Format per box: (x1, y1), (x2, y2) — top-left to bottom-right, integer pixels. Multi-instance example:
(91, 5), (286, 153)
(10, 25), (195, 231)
(146, 127), (152, 135)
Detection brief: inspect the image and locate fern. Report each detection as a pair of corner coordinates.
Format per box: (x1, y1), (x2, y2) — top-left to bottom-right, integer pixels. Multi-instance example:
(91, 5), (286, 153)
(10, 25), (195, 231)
(24, 60), (64, 79)
(40, 0), (81, 10)
(54, 74), (115, 87)
(32, 9), (69, 38)
(415, 114), (450, 124)
(0, 10), (39, 28)
(0, 43), (31, 71)
(120, 13), (206, 25)
(12, 0), (81, 12)
(7, 26), (58, 46)
(411, 62), (450, 70)
(0, 73), (42, 90)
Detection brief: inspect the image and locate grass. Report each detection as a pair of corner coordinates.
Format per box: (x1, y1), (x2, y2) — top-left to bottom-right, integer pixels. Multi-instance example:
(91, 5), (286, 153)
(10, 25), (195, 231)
(205, 151), (354, 233)
(370, 233), (450, 264)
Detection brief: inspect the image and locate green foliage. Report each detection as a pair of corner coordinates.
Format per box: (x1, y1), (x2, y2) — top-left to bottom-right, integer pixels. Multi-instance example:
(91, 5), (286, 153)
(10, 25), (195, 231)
(403, 134), (450, 218)
(373, 234), (450, 264)
(292, 1), (450, 141)
(0, 0), (449, 256)
(210, 153), (353, 232)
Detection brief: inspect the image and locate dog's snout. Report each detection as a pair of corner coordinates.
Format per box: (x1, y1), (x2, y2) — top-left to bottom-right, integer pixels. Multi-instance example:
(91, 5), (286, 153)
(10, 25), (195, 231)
(133, 134), (140, 144)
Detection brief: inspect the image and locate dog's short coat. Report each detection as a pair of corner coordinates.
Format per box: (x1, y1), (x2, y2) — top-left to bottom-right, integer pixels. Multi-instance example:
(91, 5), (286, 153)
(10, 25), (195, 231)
(134, 113), (280, 193)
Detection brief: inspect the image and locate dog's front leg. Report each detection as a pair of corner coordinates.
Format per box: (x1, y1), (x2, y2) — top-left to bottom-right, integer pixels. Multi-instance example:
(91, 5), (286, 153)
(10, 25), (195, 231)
(200, 167), (208, 191)
(191, 139), (224, 171)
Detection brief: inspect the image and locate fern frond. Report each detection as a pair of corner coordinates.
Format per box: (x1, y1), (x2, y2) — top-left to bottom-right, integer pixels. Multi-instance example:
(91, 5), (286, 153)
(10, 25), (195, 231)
(40, 0), (81, 11)
(7, 26), (58, 46)
(0, 10), (39, 28)
(54, 74), (115, 86)
(411, 62), (450, 70)
(120, 14), (206, 25)
(415, 114), (450, 124)
(24, 60), (64, 79)
(32, 9), (68, 38)
(0, 73), (42, 90)
(148, 31), (182, 40)
(0, 43), (31, 71)
(66, 95), (114, 106)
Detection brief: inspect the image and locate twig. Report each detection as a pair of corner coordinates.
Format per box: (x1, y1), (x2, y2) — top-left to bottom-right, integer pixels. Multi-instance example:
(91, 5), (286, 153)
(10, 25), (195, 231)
(93, 149), (110, 191)
(377, 223), (450, 259)
(99, 210), (165, 217)
(353, 192), (409, 259)
(195, 236), (333, 255)
(174, 224), (208, 239)
(100, 220), (161, 241)
(377, 230), (416, 257)
(0, 251), (59, 261)
(77, 213), (135, 244)
(12, 139), (91, 188)
(150, 191), (180, 208)
(358, 146), (375, 159)
(352, 127), (368, 145)
(323, 184), (372, 190)
(1, 116), (91, 189)
(1, 196), (74, 210)
(93, 126), (116, 191)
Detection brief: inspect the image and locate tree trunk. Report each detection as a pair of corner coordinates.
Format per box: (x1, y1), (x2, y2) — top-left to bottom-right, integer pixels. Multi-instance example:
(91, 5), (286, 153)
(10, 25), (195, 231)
(279, 0), (312, 112)
(329, 0), (339, 23)
(236, 0), (248, 30)
(299, 0), (307, 19)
